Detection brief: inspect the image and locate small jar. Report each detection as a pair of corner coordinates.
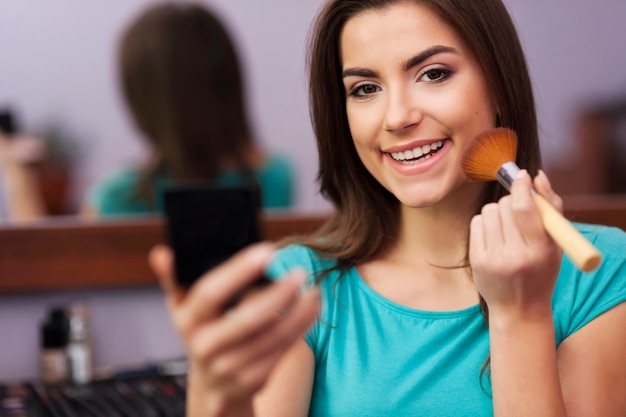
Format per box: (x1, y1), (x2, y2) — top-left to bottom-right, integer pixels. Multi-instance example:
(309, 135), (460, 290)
(66, 303), (94, 385)
(39, 308), (69, 384)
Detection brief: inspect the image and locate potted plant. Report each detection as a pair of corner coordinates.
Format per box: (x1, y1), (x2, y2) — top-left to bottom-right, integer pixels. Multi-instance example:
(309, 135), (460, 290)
(34, 120), (82, 215)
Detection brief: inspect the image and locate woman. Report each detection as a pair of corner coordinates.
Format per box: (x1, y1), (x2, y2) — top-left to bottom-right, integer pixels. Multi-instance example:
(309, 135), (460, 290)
(150, 0), (626, 415)
(84, 2), (294, 216)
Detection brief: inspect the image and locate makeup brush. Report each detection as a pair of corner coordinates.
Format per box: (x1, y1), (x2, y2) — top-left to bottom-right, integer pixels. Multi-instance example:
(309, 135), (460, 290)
(462, 127), (602, 272)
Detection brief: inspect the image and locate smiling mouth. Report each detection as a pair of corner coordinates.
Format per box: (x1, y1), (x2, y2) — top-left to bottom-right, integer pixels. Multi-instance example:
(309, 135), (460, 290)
(389, 140), (444, 164)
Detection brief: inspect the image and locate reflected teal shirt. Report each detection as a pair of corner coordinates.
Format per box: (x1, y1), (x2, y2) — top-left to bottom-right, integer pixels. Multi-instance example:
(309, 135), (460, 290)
(86, 154), (294, 216)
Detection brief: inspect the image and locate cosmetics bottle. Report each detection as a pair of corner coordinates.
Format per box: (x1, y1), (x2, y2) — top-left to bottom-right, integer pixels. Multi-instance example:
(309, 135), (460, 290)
(39, 308), (69, 384)
(66, 303), (94, 385)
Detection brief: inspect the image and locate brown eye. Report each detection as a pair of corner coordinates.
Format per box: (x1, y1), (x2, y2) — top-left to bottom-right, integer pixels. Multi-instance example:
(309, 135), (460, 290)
(419, 67), (452, 83)
(363, 85), (378, 94)
(351, 83), (381, 97)
(425, 69), (445, 81)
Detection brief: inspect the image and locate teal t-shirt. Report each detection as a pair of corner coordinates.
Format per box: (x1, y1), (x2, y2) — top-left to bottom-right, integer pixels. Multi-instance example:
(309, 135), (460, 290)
(86, 154), (294, 216)
(267, 223), (626, 416)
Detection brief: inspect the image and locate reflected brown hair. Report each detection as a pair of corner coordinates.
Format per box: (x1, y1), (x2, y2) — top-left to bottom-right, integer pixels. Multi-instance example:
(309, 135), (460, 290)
(119, 2), (254, 203)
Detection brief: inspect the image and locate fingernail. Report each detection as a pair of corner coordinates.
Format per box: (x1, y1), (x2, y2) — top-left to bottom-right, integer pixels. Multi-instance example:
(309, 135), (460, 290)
(536, 169), (551, 188)
(515, 169), (528, 180)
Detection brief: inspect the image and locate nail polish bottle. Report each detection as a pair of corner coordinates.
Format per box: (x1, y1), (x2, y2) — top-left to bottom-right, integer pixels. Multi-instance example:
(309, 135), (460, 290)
(39, 308), (69, 384)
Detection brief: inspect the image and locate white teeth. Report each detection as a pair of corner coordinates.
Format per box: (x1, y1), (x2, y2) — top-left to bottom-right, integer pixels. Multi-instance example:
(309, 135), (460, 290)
(390, 140), (444, 163)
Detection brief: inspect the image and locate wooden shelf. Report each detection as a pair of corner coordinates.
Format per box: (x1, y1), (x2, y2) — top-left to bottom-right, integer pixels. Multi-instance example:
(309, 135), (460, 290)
(0, 196), (624, 294)
(0, 212), (329, 293)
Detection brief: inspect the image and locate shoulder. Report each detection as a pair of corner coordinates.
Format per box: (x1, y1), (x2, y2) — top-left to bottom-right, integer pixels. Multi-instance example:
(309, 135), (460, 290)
(553, 223), (626, 342)
(85, 166), (154, 215)
(266, 244), (336, 284)
(263, 153), (292, 170)
(86, 166), (141, 203)
(257, 153), (294, 179)
(571, 223), (626, 272)
(255, 152), (295, 208)
(89, 166), (141, 194)
(575, 222), (626, 251)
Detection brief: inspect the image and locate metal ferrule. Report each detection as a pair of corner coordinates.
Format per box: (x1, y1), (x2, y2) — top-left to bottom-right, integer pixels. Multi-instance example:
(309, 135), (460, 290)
(496, 161), (520, 191)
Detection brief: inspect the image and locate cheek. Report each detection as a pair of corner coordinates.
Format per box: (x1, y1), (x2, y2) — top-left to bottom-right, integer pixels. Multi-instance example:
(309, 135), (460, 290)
(346, 105), (379, 148)
(445, 96), (494, 137)
(464, 82), (496, 127)
(446, 73), (496, 130)
(347, 108), (382, 176)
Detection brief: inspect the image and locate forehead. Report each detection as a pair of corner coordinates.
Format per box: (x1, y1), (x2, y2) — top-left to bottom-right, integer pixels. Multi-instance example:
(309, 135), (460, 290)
(340, 2), (466, 67)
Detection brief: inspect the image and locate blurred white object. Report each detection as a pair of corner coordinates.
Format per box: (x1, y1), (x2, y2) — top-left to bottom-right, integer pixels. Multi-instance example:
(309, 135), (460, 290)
(0, 132), (47, 221)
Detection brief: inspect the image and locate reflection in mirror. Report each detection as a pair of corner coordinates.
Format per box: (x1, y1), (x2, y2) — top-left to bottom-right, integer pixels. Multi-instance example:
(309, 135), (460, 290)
(81, 2), (297, 218)
(0, 0), (326, 222)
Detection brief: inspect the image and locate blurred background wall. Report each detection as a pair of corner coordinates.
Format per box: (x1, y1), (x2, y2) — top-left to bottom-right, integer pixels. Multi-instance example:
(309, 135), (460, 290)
(1, 0), (624, 213)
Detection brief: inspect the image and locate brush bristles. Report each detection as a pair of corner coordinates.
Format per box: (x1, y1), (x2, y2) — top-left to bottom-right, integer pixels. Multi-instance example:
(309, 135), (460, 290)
(462, 127), (519, 181)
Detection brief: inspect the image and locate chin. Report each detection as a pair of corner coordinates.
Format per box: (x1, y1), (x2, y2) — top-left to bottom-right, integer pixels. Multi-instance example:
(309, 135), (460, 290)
(388, 181), (449, 208)
(395, 193), (444, 209)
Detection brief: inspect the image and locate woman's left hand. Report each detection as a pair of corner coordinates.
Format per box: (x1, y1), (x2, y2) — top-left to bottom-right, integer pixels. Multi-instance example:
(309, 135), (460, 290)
(469, 169), (563, 319)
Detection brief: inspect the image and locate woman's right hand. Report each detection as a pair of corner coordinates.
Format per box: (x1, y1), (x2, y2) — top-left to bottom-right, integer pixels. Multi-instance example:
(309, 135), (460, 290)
(148, 242), (320, 417)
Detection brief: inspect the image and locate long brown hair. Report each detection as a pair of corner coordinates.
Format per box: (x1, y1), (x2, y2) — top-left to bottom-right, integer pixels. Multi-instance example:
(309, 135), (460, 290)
(293, 0), (540, 389)
(300, 0), (540, 273)
(118, 2), (254, 203)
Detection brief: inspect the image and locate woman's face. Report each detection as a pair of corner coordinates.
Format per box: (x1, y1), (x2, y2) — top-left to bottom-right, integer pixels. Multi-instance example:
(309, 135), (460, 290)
(341, 2), (495, 209)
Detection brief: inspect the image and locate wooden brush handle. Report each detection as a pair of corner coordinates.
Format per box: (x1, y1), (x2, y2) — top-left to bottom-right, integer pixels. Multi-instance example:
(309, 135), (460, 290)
(532, 194), (602, 272)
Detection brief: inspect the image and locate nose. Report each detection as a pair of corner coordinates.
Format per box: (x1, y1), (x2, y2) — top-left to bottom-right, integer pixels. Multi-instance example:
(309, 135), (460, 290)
(383, 87), (423, 132)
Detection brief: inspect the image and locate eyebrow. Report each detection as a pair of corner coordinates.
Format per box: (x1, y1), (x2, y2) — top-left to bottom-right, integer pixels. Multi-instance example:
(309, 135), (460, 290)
(402, 45), (458, 71)
(341, 45), (458, 79)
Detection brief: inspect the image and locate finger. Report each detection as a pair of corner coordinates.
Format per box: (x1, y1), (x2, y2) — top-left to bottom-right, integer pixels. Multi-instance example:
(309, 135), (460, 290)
(479, 202), (503, 251)
(183, 242), (277, 322)
(496, 195), (525, 246)
(469, 214), (485, 262)
(188, 269), (309, 358)
(236, 290), (320, 393)
(230, 282), (319, 362)
(208, 286), (320, 390)
(510, 169), (546, 243)
(148, 244), (186, 307)
(534, 169), (563, 213)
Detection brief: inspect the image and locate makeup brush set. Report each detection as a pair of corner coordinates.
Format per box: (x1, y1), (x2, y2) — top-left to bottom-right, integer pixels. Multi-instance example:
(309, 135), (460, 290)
(0, 374), (187, 417)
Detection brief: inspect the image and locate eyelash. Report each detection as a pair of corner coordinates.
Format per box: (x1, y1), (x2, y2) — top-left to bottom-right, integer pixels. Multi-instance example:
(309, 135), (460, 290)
(347, 66), (453, 98)
(348, 83), (380, 97)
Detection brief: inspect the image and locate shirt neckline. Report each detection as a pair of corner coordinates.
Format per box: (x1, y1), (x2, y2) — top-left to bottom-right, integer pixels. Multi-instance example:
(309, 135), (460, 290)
(348, 266), (482, 319)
